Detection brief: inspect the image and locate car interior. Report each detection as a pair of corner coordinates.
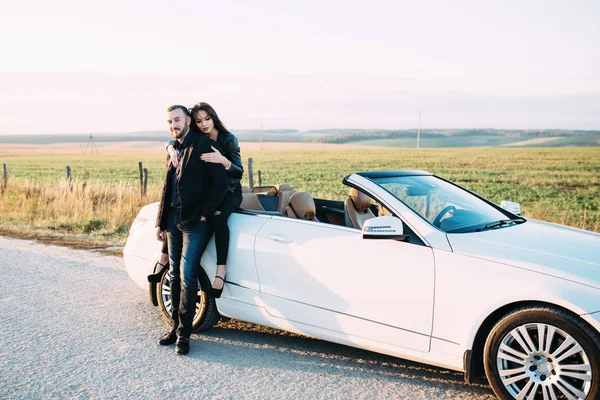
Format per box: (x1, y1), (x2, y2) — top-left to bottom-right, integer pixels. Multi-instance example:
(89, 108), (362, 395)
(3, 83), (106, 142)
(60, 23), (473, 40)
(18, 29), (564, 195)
(238, 183), (424, 245)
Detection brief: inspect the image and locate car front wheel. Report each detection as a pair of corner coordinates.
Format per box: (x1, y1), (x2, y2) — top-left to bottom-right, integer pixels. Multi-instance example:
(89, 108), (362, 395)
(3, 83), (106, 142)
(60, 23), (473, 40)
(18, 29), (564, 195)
(484, 306), (599, 400)
(155, 266), (221, 332)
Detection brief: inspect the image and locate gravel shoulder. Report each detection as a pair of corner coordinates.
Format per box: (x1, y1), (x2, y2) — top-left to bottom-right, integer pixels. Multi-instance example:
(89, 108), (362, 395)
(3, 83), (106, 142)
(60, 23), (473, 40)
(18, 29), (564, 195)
(0, 236), (497, 399)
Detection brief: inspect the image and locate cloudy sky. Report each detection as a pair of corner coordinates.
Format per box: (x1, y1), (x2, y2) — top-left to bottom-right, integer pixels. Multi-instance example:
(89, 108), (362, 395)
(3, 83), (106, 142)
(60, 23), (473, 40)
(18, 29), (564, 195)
(1, 0), (599, 134)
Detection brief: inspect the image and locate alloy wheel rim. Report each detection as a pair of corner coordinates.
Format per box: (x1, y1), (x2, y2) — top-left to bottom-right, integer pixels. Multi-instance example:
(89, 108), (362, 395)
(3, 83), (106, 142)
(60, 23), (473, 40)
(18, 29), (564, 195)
(161, 274), (203, 322)
(497, 322), (592, 399)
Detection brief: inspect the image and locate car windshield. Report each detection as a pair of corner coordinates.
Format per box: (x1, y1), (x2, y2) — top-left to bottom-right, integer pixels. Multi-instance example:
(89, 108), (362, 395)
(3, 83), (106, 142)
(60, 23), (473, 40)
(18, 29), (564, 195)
(371, 175), (522, 233)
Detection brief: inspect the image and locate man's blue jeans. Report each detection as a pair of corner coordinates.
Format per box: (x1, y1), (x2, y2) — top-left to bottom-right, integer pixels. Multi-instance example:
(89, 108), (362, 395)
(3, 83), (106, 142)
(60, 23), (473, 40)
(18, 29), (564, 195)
(166, 208), (210, 339)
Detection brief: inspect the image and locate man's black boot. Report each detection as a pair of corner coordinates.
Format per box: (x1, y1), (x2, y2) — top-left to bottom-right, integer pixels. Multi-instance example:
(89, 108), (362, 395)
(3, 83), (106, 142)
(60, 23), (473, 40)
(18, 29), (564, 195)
(175, 337), (190, 355)
(158, 331), (177, 346)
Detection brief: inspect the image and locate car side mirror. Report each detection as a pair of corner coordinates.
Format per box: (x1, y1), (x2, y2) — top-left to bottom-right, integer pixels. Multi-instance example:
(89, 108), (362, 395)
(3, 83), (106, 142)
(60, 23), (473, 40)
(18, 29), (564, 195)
(500, 200), (521, 216)
(362, 216), (410, 242)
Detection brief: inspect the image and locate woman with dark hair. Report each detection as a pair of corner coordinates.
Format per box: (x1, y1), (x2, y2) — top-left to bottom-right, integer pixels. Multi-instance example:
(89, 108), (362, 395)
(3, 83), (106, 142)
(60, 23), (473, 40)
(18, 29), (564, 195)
(161, 102), (243, 298)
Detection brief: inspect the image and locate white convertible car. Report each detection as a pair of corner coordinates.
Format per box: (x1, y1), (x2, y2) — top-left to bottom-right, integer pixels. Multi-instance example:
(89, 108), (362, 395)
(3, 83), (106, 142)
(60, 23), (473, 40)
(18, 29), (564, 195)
(124, 170), (600, 400)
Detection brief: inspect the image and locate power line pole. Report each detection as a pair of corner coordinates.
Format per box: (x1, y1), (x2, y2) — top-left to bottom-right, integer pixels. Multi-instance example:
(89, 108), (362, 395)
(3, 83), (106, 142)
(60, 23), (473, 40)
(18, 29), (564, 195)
(260, 124), (264, 151)
(83, 134), (100, 154)
(416, 110), (421, 149)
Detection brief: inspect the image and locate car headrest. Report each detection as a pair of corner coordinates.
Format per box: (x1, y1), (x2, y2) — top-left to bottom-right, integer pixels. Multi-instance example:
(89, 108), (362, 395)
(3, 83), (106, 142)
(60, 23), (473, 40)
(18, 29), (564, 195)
(252, 185), (278, 196)
(349, 188), (371, 212)
(242, 186), (251, 193)
(276, 184), (293, 192)
(288, 192), (316, 220)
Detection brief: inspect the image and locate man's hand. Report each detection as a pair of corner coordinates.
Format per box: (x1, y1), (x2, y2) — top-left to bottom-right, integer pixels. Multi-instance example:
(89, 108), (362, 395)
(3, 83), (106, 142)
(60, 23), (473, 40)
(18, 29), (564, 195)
(156, 227), (165, 242)
(200, 216), (207, 222)
(200, 146), (227, 166)
(167, 145), (179, 168)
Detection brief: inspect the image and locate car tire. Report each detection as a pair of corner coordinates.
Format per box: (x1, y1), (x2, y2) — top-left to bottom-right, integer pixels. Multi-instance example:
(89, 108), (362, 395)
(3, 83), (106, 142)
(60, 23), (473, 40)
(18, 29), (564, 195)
(483, 306), (600, 400)
(155, 266), (221, 332)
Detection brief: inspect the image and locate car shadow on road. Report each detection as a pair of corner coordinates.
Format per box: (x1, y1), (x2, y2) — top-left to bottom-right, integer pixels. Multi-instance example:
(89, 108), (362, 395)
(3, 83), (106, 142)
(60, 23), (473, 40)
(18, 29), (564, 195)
(188, 319), (496, 398)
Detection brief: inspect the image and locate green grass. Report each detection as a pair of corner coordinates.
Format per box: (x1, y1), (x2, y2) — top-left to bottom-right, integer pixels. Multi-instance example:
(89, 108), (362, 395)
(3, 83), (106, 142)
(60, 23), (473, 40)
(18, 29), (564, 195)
(1, 147), (599, 238)
(0, 154), (168, 183)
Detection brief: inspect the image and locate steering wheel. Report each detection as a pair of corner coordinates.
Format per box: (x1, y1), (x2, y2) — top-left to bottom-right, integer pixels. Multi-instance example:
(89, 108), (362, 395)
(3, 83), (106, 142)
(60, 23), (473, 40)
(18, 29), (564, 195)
(432, 205), (456, 228)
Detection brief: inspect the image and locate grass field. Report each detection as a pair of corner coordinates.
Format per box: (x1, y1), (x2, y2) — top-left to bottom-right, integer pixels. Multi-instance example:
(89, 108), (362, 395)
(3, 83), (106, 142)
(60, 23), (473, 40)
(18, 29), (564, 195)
(0, 145), (599, 244)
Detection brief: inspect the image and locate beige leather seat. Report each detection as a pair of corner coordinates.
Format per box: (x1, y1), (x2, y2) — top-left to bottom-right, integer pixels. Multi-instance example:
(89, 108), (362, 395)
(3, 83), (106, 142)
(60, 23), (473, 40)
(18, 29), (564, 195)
(286, 192), (318, 221)
(344, 188), (375, 229)
(275, 184), (296, 215)
(240, 190), (265, 211)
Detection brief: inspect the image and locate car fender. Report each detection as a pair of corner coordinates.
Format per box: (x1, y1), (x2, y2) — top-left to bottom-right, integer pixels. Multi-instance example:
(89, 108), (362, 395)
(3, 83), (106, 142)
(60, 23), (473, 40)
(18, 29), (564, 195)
(460, 286), (600, 383)
(465, 288), (600, 349)
(432, 249), (600, 357)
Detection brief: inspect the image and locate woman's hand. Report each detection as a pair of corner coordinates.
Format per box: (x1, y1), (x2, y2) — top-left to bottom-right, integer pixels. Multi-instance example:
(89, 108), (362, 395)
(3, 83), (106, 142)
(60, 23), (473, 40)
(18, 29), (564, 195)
(167, 145), (178, 168)
(201, 146), (227, 166)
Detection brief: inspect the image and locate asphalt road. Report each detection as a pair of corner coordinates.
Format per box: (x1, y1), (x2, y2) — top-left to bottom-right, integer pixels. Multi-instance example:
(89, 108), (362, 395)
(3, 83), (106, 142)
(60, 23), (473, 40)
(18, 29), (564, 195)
(0, 236), (497, 399)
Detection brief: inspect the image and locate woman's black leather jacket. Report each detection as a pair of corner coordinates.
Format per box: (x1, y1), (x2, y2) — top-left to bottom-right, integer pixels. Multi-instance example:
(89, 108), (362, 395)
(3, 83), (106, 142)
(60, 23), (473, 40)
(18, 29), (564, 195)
(167, 132), (243, 193)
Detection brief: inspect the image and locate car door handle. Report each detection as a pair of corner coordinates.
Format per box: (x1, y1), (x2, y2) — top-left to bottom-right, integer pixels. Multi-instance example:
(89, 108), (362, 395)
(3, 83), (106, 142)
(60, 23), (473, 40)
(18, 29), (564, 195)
(268, 233), (293, 243)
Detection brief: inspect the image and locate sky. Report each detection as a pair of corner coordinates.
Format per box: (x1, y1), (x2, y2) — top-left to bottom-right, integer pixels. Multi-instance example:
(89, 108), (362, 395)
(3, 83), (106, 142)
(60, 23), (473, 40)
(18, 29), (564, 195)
(1, 0), (599, 134)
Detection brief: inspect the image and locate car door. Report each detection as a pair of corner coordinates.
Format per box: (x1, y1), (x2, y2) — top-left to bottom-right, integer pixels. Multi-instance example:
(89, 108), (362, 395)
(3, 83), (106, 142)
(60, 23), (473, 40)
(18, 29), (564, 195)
(254, 216), (435, 352)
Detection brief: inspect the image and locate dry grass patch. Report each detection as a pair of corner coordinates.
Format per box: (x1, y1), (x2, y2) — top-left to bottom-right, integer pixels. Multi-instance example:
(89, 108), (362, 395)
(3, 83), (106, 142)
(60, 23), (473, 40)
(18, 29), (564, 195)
(0, 178), (151, 240)
(502, 137), (563, 147)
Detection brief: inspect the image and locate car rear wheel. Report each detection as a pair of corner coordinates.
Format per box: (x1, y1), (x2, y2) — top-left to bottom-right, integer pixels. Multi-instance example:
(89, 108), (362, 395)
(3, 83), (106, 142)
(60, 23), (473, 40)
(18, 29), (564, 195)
(484, 306), (599, 400)
(156, 266), (221, 332)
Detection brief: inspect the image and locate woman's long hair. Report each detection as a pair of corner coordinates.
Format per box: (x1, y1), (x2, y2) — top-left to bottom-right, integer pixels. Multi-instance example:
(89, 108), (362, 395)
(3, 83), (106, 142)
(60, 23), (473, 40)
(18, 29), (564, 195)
(190, 102), (231, 136)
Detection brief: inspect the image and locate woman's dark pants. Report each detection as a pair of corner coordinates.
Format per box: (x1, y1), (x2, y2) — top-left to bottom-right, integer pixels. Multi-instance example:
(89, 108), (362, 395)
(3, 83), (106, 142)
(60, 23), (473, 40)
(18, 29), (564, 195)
(210, 189), (243, 265)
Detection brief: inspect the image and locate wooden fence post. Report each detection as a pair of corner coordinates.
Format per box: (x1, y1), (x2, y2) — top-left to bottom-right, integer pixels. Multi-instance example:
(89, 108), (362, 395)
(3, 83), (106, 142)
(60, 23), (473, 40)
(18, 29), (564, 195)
(248, 158), (254, 190)
(66, 166), (73, 192)
(2, 163), (6, 194)
(138, 162), (144, 198)
(258, 170), (262, 187)
(143, 168), (148, 197)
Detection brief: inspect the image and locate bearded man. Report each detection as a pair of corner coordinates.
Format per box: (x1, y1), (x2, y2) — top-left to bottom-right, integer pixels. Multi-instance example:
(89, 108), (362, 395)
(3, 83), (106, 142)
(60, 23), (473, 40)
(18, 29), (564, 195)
(155, 105), (229, 355)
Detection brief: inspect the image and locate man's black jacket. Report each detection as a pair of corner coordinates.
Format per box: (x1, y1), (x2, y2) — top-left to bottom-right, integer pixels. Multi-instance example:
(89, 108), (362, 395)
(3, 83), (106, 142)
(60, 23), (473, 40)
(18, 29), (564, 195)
(156, 131), (229, 230)
(167, 131), (243, 192)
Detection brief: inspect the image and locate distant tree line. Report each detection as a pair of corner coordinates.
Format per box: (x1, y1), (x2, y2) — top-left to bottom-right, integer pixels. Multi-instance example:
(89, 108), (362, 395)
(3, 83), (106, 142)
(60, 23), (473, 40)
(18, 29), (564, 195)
(311, 129), (600, 143)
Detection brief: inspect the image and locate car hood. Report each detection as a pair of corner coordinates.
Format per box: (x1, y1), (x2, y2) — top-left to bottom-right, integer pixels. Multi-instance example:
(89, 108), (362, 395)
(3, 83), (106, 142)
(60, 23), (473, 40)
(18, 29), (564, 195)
(447, 219), (600, 289)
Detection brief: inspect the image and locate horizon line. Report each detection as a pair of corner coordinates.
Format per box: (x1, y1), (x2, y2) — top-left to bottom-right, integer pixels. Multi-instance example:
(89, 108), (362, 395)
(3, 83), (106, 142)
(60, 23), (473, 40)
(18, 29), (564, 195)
(2, 127), (600, 136)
